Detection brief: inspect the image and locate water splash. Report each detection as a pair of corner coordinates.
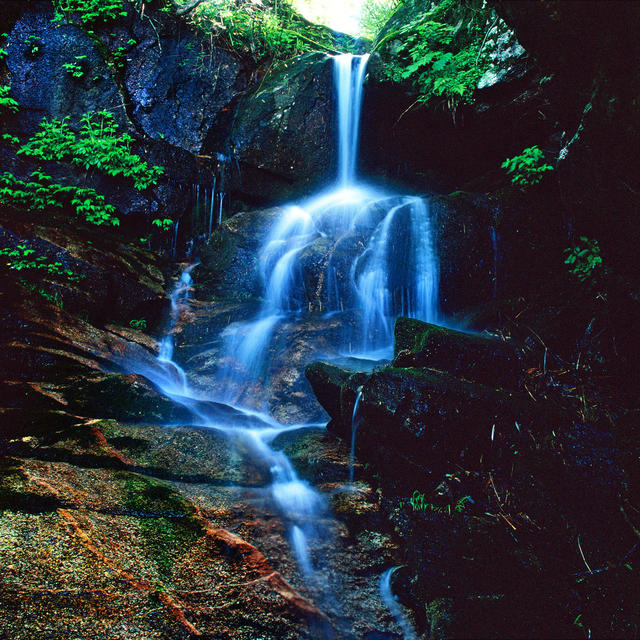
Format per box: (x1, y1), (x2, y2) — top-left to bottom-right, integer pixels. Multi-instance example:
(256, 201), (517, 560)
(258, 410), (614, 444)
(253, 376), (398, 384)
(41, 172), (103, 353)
(216, 52), (440, 399)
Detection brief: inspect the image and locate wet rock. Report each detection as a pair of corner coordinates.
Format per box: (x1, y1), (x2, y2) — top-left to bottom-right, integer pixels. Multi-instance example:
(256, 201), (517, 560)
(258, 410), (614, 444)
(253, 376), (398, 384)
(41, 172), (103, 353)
(124, 27), (243, 156)
(305, 361), (369, 437)
(393, 317), (529, 389)
(231, 53), (336, 204)
(64, 374), (193, 424)
(196, 207), (283, 301)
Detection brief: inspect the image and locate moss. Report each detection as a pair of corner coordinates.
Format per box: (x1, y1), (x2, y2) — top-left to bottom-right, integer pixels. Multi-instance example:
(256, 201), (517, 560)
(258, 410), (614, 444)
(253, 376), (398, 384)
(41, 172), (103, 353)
(116, 471), (204, 580)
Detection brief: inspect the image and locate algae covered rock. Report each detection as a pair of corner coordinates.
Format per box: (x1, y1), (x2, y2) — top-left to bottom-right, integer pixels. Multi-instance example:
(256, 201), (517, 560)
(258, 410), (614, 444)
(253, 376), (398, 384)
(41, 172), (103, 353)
(393, 317), (529, 389)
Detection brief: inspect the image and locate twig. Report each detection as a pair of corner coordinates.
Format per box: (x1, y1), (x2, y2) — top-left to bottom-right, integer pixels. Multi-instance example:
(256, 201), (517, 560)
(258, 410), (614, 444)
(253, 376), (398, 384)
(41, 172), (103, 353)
(577, 534), (593, 574)
(146, 15), (162, 52)
(620, 497), (640, 541)
(393, 99), (420, 128)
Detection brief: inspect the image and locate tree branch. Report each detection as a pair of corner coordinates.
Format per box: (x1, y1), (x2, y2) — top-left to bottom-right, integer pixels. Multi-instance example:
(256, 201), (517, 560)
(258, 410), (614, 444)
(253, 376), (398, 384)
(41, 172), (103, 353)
(171, 0), (207, 16)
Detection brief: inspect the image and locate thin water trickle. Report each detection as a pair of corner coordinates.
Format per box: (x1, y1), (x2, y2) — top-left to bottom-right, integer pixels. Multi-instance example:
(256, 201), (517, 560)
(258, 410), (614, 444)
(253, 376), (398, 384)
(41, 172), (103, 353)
(380, 567), (418, 640)
(349, 387), (363, 484)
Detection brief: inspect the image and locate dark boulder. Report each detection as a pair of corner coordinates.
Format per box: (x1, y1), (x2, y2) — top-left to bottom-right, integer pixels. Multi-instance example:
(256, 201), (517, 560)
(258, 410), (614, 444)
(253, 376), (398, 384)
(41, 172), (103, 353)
(230, 52), (337, 205)
(393, 317), (529, 389)
(195, 207), (283, 301)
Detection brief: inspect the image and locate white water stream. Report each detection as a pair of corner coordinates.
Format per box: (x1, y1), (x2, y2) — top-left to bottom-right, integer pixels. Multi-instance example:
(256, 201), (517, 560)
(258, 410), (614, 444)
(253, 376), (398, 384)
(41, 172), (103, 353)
(127, 52), (429, 637)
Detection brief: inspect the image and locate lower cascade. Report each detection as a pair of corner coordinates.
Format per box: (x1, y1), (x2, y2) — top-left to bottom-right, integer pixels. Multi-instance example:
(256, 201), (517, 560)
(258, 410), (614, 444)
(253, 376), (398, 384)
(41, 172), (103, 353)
(124, 52), (436, 636)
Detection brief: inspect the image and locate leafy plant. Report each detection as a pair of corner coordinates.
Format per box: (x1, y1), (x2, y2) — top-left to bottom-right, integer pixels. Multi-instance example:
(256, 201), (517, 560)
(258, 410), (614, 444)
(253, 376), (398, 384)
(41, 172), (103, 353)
(0, 244), (85, 281)
(152, 218), (174, 231)
(564, 237), (603, 282)
(52, 0), (128, 25)
(22, 281), (66, 307)
(502, 145), (554, 187)
(189, 0), (347, 63)
(18, 111), (163, 190)
(111, 46), (127, 69)
(361, 0), (400, 39)
(376, 0), (491, 110)
(0, 85), (18, 113)
(25, 35), (42, 57)
(129, 317), (147, 330)
(63, 55), (87, 78)
(0, 170), (119, 226)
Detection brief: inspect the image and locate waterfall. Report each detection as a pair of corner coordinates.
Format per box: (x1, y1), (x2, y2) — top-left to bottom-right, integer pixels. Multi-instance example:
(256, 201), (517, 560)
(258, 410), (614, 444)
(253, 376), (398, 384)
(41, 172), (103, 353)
(334, 53), (369, 185)
(123, 52), (443, 633)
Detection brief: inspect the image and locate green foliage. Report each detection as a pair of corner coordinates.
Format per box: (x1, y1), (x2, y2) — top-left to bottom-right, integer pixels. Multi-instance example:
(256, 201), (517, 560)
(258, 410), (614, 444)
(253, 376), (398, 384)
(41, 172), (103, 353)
(21, 281), (65, 307)
(0, 244), (85, 281)
(63, 55), (87, 78)
(111, 46), (127, 69)
(0, 85), (19, 113)
(152, 217), (173, 231)
(564, 237), (603, 282)
(189, 0), (346, 63)
(361, 0), (400, 40)
(18, 111), (163, 190)
(377, 0), (491, 109)
(0, 170), (120, 226)
(52, 0), (128, 25)
(129, 317), (147, 330)
(501, 145), (554, 187)
(25, 35), (43, 56)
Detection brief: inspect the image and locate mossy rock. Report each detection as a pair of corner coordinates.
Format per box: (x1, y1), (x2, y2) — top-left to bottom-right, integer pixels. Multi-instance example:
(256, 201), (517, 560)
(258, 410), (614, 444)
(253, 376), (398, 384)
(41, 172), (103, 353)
(393, 317), (530, 389)
(304, 361), (369, 438)
(64, 373), (192, 424)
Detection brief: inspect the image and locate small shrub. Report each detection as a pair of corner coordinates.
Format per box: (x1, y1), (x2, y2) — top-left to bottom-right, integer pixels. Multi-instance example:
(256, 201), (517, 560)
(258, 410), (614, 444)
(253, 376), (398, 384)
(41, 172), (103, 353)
(152, 218), (173, 231)
(63, 55), (87, 78)
(501, 145), (554, 187)
(129, 317), (147, 330)
(0, 85), (18, 113)
(0, 244), (85, 281)
(564, 237), (603, 282)
(0, 170), (119, 226)
(52, 0), (128, 25)
(18, 111), (164, 190)
(376, 0), (492, 110)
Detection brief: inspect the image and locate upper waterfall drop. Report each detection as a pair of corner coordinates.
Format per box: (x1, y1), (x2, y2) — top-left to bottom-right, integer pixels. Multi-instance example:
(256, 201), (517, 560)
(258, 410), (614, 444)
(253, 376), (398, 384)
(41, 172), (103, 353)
(334, 53), (369, 186)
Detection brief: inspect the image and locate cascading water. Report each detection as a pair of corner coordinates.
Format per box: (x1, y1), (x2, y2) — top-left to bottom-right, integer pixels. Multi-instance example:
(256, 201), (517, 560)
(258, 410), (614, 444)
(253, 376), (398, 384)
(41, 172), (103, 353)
(218, 53), (439, 389)
(335, 53), (369, 185)
(124, 52), (432, 637)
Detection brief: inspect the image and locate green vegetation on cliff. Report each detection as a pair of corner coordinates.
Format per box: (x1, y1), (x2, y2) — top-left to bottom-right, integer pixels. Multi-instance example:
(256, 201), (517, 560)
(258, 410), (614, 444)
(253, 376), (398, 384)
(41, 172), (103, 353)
(188, 0), (357, 62)
(1, 111), (164, 228)
(374, 0), (493, 110)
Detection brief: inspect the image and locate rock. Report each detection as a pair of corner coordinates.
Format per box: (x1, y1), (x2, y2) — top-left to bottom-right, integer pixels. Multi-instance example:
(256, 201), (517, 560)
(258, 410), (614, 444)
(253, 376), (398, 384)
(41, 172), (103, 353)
(64, 373), (193, 424)
(230, 52), (337, 204)
(196, 207), (283, 301)
(305, 361), (353, 424)
(393, 318), (529, 389)
(493, 1), (640, 288)
(362, 7), (550, 193)
(307, 360), (567, 490)
(1, 3), (245, 234)
(125, 27), (244, 156)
